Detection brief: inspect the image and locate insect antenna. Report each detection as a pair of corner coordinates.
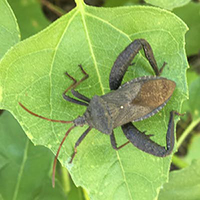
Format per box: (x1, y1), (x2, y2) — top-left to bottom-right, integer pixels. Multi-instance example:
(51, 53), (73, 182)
(19, 102), (76, 187)
(18, 102), (73, 124)
(52, 125), (75, 188)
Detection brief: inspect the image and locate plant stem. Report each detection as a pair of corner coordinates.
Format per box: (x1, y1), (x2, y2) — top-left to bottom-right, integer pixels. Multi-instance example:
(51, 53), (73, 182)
(75, 0), (85, 7)
(172, 155), (188, 168)
(177, 117), (200, 149)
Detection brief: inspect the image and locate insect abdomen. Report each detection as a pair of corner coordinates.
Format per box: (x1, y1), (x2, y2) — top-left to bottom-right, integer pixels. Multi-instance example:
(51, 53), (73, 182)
(102, 76), (176, 128)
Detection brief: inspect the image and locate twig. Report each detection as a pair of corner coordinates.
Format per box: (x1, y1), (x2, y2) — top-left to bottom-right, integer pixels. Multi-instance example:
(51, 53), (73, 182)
(41, 0), (65, 17)
(172, 155), (188, 169)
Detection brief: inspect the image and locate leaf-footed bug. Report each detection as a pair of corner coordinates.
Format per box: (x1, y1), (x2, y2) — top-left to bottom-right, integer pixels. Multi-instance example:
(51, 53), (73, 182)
(19, 39), (182, 187)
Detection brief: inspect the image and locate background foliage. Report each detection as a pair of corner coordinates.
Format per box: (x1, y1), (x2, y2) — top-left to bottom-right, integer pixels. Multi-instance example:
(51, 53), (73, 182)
(0, 0), (199, 200)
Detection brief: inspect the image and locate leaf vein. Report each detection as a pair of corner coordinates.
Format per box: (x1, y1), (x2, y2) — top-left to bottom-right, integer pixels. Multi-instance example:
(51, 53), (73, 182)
(80, 9), (105, 94)
(12, 139), (29, 200)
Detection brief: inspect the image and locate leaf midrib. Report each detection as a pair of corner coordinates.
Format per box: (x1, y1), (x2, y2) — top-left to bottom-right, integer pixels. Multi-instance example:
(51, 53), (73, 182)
(80, 8), (105, 95)
(79, 4), (134, 199)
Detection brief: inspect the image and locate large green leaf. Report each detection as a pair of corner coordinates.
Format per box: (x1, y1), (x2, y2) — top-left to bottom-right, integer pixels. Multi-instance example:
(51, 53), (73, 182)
(0, 0), (188, 199)
(158, 159), (200, 200)
(0, 111), (68, 200)
(0, 0), (20, 59)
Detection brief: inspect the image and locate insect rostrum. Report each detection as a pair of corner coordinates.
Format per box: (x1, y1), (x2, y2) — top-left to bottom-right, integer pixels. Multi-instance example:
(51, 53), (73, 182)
(19, 39), (180, 187)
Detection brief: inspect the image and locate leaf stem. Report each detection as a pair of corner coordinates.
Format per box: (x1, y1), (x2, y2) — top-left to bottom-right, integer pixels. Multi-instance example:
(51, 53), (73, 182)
(177, 117), (200, 149)
(75, 0), (85, 7)
(172, 155), (188, 169)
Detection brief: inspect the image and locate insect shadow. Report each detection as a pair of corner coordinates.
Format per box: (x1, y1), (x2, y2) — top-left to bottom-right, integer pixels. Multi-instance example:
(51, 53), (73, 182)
(19, 39), (181, 187)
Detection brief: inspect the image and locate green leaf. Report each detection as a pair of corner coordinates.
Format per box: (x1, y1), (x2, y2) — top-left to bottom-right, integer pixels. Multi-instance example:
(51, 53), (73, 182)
(181, 70), (199, 117)
(184, 135), (200, 164)
(0, 111), (68, 200)
(145, 0), (191, 10)
(158, 159), (200, 200)
(0, 1), (188, 200)
(7, 0), (50, 39)
(0, 0), (20, 59)
(186, 70), (199, 86)
(185, 77), (200, 119)
(104, 0), (140, 7)
(173, 2), (200, 56)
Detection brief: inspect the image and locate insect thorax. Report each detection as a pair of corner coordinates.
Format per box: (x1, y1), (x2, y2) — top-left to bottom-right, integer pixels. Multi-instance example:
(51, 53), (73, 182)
(84, 95), (113, 135)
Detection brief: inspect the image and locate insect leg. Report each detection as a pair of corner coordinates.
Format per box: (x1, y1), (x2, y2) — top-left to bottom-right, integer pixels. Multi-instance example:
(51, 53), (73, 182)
(109, 39), (172, 157)
(110, 131), (130, 150)
(121, 111), (179, 157)
(63, 64), (89, 95)
(109, 39), (164, 90)
(139, 39), (164, 76)
(63, 65), (89, 106)
(69, 126), (92, 163)
(71, 89), (90, 103)
(63, 95), (88, 106)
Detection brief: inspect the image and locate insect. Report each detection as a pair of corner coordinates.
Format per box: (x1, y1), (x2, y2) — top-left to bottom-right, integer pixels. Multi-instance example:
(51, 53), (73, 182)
(19, 39), (180, 187)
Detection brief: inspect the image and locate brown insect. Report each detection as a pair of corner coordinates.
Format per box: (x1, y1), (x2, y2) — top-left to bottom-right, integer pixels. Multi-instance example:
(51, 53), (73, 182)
(19, 39), (181, 187)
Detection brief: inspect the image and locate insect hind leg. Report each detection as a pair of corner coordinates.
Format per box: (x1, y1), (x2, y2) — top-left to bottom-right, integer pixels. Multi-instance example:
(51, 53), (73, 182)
(109, 39), (165, 90)
(110, 131), (130, 150)
(121, 111), (181, 157)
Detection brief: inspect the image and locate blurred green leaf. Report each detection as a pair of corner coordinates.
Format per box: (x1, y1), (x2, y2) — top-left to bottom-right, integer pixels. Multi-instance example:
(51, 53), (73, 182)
(178, 72), (200, 152)
(184, 135), (200, 164)
(145, 0), (190, 10)
(0, 0), (20, 59)
(58, 166), (85, 199)
(0, 1), (188, 199)
(104, 0), (140, 7)
(181, 69), (198, 116)
(184, 76), (200, 119)
(186, 69), (199, 86)
(174, 2), (200, 56)
(7, 0), (50, 39)
(0, 111), (69, 200)
(158, 159), (200, 200)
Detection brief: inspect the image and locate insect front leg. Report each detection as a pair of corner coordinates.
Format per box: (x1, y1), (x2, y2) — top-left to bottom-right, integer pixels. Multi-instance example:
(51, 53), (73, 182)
(109, 39), (165, 90)
(63, 65), (89, 106)
(69, 127), (92, 163)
